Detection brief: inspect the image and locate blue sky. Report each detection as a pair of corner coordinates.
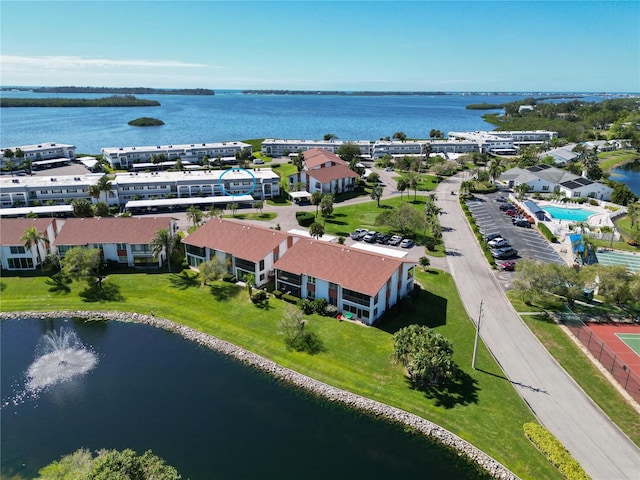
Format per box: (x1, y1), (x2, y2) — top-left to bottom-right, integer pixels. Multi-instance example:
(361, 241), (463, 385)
(1, 1), (638, 92)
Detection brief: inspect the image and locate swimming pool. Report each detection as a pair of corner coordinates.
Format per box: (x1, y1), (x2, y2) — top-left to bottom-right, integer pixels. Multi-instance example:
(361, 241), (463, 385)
(543, 206), (597, 222)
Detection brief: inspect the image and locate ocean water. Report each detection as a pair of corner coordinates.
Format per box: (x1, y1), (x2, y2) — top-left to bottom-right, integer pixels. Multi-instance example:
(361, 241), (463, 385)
(0, 90), (608, 155)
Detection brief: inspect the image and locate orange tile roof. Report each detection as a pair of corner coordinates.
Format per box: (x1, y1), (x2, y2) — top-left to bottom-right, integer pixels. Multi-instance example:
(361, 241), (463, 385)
(308, 164), (359, 184)
(303, 149), (347, 169)
(182, 218), (290, 262)
(0, 218), (56, 245)
(53, 217), (174, 246)
(274, 238), (411, 296)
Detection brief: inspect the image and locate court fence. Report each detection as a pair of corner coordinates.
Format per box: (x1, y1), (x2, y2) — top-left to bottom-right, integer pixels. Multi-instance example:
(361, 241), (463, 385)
(559, 307), (640, 404)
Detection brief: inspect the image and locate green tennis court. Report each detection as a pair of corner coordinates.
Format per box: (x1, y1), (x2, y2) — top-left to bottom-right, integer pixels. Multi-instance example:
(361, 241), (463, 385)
(596, 250), (640, 273)
(615, 333), (640, 356)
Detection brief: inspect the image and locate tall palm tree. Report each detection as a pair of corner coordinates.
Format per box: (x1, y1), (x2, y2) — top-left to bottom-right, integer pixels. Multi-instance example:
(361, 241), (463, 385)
(320, 194), (334, 225)
(309, 222), (324, 239)
(150, 229), (180, 272)
(370, 184), (384, 207)
(94, 175), (113, 203)
(21, 226), (47, 272)
(488, 160), (504, 184)
(397, 178), (408, 201)
(311, 191), (323, 218)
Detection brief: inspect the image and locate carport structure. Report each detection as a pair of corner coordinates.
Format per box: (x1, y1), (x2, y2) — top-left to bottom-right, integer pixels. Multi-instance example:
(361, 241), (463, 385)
(288, 191), (312, 203)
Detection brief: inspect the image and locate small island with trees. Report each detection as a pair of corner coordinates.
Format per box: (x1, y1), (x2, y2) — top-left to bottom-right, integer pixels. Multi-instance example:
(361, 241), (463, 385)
(128, 117), (165, 127)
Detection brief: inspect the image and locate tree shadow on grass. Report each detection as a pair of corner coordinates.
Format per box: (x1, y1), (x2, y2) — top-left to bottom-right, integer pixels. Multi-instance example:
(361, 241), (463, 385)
(79, 280), (125, 302)
(169, 270), (200, 290)
(325, 218), (348, 226)
(407, 370), (479, 409)
(45, 272), (72, 294)
(377, 286), (447, 334)
(209, 282), (241, 301)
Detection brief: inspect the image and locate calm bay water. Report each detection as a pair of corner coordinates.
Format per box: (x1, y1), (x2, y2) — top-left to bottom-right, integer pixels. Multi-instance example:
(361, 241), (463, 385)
(610, 160), (640, 197)
(1, 318), (488, 480)
(0, 91), (601, 154)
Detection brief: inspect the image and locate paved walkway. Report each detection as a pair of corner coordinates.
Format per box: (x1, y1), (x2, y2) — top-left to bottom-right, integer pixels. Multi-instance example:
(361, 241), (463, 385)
(436, 174), (639, 480)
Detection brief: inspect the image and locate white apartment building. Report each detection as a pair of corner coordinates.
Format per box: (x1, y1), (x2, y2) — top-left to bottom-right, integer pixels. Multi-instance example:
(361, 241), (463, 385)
(1, 142), (76, 168)
(101, 141), (252, 169)
(0, 174), (97, 208)
(261, 139), (372, 157)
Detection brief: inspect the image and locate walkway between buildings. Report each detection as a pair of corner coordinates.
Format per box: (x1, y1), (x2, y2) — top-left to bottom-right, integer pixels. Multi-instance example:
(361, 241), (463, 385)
(435, 175), (639, 480)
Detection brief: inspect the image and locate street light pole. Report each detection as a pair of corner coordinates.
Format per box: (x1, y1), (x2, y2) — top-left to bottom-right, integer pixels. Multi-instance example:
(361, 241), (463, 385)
(472, 300), (484, 370)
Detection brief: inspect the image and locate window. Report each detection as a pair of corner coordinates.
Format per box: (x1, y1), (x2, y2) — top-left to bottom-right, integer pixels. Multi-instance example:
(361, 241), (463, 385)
(259, 259), (265, 271)
(10, 245), (26, 254)
(308, 276), (315, 284)
(342, 288), (370, 307)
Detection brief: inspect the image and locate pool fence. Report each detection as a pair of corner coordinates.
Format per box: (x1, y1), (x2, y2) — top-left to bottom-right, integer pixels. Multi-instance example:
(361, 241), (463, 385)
(559, 307), (640, 404)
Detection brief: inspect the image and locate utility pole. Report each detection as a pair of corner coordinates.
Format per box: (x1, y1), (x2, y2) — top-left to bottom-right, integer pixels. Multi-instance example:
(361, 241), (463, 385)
(472, 300), (484, 370)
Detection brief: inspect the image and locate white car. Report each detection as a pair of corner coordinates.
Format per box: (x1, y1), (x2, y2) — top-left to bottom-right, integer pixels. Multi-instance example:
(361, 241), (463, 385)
(488, 238), (509, 248)
(253, 159), (264, 164)
(388, 235), (402, 246)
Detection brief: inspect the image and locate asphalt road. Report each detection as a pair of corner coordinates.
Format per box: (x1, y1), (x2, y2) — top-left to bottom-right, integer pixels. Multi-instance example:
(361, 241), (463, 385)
(437, 175), (640, 480)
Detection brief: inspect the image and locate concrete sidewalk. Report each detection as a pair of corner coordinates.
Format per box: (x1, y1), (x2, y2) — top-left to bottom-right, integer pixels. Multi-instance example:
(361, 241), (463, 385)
(435, 175), (640, 480)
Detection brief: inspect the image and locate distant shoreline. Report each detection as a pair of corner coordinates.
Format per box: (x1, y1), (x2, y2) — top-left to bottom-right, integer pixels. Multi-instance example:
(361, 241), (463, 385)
(1, 87), (215, 96)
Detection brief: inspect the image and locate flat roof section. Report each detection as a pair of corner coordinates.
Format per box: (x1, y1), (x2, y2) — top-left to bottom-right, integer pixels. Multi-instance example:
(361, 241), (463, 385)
(349, 243), (409, 258)
(125, 195), (254, 209)
(0, 205), (74, 216)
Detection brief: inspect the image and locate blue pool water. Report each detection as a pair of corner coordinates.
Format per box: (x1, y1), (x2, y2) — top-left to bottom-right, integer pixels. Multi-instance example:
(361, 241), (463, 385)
(543, 206), (596, 222)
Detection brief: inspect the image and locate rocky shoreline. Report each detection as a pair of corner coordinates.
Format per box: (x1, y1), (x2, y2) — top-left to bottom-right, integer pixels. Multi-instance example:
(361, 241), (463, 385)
(1, 310), (519, 480)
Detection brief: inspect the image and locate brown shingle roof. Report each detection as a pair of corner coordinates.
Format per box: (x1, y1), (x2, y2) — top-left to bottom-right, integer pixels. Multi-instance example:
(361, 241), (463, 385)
(53, 217), (173, 246)
(182, 218), (290, 262)
(274, 239), (410, 296)
(303, 149), (347, 169)
(0, 218), (56, 245)
(308, 164), (359, 184)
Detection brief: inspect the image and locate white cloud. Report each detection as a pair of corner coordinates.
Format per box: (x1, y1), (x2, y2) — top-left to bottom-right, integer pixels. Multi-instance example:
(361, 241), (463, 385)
(0, 55), (211, 70)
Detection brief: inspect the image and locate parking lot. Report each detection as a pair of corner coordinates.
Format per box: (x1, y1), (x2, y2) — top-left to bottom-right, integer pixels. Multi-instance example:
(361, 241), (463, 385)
(465, 190), (565, 289)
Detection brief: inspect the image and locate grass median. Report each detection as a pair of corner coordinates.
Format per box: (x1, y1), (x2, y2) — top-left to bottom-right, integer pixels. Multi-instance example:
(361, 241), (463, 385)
(0, 269), (560, 479)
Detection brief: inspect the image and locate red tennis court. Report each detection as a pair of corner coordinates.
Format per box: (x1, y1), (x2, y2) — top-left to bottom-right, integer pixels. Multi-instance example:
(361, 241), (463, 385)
(587, 323), (640, 378)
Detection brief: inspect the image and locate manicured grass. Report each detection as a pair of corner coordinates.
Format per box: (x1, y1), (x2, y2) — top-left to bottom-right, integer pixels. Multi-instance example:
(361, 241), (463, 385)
(599, 150), (640, 171)
(0, 269), (559, 479)
(522, 314), (640, 446)
(323, 196), (433, 239)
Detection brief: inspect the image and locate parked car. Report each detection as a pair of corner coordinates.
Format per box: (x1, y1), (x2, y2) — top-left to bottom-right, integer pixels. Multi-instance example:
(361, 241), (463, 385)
(514, 218), (532, 228)
(491, 247), (518, 259)
(485, 232), (502, 242)
(253, 159), (265, 165)
(376, 233), (391, 244)
(400, 238), (414, 248)
(505, 209), (518, 216)
(497, 260), (516, 271)
(488, 238), (509, 248)
(363, 231), (379, 243)
(384, 166), (394, 172)
(499, 203), (514, 211)
(350, 228), (368, 240)
(493, 196), (507, 203)
(388, 235), (403, 246)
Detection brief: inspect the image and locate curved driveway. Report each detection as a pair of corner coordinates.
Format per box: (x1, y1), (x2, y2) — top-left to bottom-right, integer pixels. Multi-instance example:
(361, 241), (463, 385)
(436, 175), (639, 480)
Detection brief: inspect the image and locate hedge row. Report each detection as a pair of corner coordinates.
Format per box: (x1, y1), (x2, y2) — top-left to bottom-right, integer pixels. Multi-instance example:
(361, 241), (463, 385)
(523, 423), (590, 480)
(460, 199), (496, 267)
(538, 223), (558, 243)
(296, 211), (315, 227)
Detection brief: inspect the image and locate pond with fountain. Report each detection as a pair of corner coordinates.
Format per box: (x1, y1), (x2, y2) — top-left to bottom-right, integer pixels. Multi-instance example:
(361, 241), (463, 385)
(1, 317), (492, 480)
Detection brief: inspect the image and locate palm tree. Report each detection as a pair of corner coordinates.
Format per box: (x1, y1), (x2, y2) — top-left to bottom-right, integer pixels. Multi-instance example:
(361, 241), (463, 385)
(88, 184), (101, 203)
(406, 170), (419, 201)
(186, 206), (203, 228)
(94, 175), (112, 203)
(21, 226), (47, 272)
(243, 272), (255, 297)
(150, 229), (180, 272)
(397, 178), (408, 201)
(309, 222), (325, 239)
(320, 194), (334, 225)
(370, 184), (384, 207)
(488, 160), (504, 184)
(311, 191), (323, 218)
(228, 202), (239, 217)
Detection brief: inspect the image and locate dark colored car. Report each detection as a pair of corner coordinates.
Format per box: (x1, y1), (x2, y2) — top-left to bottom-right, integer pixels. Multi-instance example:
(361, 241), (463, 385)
(363, 231), (379, 243)
(376, 233), (390, 244)
(499, 203), (514, 211)
(514, 218), (532, 228)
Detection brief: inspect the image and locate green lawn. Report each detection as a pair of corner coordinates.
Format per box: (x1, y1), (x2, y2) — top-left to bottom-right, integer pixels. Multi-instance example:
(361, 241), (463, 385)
(0, 269), (560, 480)
(599, 150), (640, 171)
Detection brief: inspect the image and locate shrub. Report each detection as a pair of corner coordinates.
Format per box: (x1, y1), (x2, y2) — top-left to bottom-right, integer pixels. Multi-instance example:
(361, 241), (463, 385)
(222, 273), (236, 283)
(273, 290), (283, 299)
(282, 293), (300, 304)
(538, 223), (558, 243)
(251, 290), (268, 306)
(523, 423), (590, 480)
(295, 211), (315, 227)
(337, 236), (345, 244)
(300, 298), (314, 314)
(588, 198), (599, 206)
(311, 297), (328, 315)
(323, 304), (339, 317)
